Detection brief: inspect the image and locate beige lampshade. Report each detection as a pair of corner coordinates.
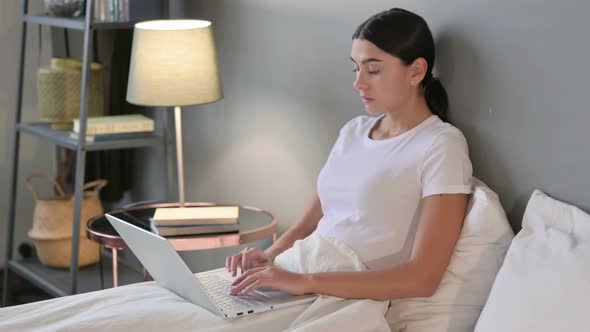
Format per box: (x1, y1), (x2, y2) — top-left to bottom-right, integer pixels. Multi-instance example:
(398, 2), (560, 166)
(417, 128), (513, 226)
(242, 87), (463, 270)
(126, 19), (223, 107)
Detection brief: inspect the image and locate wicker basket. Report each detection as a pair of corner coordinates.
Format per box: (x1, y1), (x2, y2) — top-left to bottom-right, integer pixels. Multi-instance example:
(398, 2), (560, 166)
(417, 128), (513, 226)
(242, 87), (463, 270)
(37, 58), (105, 130)
(25, 174), (107, 268)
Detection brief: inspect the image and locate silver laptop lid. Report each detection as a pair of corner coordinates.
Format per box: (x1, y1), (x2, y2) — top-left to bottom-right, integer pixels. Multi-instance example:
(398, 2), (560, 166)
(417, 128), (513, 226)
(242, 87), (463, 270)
(105, 214), (222, 315)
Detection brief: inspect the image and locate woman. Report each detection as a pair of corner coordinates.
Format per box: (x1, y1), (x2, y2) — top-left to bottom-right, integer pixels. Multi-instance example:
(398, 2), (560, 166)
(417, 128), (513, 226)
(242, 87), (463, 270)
(227, 8), (472, 301)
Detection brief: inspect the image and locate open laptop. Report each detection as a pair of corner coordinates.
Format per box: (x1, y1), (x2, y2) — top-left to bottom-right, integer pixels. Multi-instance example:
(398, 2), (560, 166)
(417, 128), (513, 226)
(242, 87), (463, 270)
(105, 214), (318, 318)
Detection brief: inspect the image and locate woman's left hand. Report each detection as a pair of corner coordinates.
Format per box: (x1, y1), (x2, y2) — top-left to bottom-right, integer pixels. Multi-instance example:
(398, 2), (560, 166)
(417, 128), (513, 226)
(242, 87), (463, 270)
(230, 265), (309, 296)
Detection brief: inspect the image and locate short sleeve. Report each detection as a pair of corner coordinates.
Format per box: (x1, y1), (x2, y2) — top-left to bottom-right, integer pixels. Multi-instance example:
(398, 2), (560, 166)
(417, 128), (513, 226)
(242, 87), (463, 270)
(327, 116), (366, 157)
(420, 130), (473, 198)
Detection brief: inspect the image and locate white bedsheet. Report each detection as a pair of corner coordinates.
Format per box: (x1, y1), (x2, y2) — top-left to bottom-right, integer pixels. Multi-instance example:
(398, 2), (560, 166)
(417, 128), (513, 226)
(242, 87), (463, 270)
(0, 233), (390, 332)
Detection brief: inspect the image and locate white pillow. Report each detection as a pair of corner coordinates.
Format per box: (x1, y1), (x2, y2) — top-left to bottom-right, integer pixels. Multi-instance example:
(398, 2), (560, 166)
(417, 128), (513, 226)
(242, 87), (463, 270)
(474, 189), (590, 331)
(386, 177), (514, 332)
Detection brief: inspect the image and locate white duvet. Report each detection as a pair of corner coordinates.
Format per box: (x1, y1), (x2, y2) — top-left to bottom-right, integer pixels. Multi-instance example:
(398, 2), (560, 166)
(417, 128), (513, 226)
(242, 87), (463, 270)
(0, 233), (390, 332)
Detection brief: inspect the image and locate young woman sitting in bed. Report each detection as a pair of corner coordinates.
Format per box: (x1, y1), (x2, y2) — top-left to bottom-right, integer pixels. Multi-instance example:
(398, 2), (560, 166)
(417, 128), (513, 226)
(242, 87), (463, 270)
(226, 7), (473, 300)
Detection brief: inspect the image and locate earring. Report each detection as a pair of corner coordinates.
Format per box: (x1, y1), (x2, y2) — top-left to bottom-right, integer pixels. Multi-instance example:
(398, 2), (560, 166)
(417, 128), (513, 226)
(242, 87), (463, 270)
(411, 80), (415, 85)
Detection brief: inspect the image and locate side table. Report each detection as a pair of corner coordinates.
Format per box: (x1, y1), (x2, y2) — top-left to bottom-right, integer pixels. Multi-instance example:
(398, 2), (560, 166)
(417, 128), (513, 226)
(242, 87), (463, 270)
(86, 202), (278, 287)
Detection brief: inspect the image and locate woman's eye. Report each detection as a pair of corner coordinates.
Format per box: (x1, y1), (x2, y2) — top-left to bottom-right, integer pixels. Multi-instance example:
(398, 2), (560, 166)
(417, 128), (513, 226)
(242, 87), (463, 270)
(351, 68), (380, 74)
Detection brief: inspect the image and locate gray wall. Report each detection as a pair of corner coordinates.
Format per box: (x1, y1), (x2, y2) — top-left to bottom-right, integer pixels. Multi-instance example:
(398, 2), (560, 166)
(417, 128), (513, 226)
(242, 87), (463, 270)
(157, 0), (590, 270)
(0, 1), (56, 264)
(3, 0), (589, 271)
(432, 0), (590, 229)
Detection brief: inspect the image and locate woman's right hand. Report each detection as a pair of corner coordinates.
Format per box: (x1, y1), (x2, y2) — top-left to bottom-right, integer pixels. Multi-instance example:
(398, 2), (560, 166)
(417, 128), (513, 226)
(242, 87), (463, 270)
(226, 247), (272, 277)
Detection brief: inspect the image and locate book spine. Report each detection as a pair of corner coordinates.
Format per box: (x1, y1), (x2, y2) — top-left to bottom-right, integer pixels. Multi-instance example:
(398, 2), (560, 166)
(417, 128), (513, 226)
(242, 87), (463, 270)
(158, 229), (238, 237)
(123, 0), (129, 21)
(107, 0), (115, 22)
(113, 0), (119, 22)
(70, 133), (96, 143)
(93, 0), (102, 21)
(74, 120), (154, 135)
(156, 226), (239, 237)
(154, 219), (238, 227)
(70, 132), (154, 142)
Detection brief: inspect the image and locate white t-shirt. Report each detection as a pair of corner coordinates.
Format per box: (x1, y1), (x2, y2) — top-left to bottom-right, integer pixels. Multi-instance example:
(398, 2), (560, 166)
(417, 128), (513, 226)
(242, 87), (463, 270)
(314, 114), (473, 269)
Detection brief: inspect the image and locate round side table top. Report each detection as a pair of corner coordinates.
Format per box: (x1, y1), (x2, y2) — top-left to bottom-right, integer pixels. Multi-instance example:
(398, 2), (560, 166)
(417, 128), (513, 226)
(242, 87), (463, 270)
(86, 202), (278, 251)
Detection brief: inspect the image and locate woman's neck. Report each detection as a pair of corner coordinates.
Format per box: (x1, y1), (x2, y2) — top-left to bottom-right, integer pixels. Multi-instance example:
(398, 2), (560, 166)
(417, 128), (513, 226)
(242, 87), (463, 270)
(380, 96), (433, 137)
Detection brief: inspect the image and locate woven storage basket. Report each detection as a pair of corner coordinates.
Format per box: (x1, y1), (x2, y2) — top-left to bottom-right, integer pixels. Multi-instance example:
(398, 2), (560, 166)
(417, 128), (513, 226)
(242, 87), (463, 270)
(37, 58), (105, 130)
(25, 174), (107, 268)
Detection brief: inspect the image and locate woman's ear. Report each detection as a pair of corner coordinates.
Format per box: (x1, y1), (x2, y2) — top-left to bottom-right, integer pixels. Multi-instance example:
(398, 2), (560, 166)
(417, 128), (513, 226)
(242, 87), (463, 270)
(409, 57), (428, 86)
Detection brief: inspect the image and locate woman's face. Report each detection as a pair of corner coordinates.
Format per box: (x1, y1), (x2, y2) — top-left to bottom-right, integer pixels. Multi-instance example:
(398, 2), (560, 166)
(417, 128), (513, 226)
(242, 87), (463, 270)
(350, 39), (416, 115)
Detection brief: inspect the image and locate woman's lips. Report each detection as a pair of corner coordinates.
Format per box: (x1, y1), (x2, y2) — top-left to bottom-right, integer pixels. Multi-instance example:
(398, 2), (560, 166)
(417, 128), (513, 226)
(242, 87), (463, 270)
(362, 97), (374, 104)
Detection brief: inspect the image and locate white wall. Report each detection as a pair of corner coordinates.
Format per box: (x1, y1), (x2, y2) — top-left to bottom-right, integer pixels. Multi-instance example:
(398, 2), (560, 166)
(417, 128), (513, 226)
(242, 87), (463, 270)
(1, 1), (56, 264)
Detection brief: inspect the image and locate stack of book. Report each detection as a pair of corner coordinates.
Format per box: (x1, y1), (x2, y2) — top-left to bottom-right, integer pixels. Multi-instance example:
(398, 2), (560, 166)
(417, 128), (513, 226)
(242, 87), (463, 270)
(149, 206), (240, 237)
(93, 0), (130, 22)
(71, 114), (155, 142)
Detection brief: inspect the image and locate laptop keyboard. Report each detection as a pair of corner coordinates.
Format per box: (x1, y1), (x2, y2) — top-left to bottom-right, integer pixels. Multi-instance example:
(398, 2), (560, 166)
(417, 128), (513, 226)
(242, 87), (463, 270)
(197, 273), (275, 312)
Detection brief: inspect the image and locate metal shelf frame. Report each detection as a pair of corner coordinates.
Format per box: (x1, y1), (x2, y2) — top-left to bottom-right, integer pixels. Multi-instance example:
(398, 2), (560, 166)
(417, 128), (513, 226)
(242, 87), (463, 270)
(23, 14), (140, 30)
(8, 255), (146, 297)
(17, 123), (164, 151)
(2, 0), (168, 306)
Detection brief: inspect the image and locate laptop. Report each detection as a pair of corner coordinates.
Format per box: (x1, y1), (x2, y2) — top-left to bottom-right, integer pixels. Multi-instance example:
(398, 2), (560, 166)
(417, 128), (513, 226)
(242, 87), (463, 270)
(105, 214), (318, 318)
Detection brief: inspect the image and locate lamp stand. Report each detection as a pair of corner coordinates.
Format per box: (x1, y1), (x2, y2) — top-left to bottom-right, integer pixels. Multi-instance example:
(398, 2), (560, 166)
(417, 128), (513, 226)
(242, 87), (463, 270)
(151, 106), (196, 225)
(151, 106), (238, 227)
(174, 106), (186, 207)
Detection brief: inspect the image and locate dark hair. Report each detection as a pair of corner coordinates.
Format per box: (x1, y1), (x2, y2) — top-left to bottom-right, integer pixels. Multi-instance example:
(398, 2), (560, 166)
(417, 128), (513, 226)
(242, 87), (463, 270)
(352, 8), (449, 122)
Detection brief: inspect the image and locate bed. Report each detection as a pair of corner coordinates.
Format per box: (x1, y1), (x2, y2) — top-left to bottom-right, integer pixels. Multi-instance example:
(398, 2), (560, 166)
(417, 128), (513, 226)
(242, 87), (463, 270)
(1, 179), (589, 332)
(2, 0), (590, 331)
(0, 232), (393, 332)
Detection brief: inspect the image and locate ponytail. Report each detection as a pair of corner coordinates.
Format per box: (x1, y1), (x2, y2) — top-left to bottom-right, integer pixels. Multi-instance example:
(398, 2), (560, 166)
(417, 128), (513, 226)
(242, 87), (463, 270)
(423, 74), (449, 123)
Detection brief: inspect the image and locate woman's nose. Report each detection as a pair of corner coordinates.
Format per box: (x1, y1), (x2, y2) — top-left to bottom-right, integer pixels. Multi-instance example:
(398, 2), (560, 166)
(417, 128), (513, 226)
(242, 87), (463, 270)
(353, 73), (367, 91)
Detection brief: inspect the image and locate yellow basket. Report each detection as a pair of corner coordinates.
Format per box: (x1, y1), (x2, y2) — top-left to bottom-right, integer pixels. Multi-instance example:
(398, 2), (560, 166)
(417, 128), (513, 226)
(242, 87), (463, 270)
(37, 58), (105, 130)
(25, 173), (107, 268)
(29, 237), (102, 269)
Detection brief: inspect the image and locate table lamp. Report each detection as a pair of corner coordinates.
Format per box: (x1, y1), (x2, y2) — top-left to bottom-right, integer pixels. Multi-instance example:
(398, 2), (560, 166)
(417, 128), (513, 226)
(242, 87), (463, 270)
(126, 19), (223, 219)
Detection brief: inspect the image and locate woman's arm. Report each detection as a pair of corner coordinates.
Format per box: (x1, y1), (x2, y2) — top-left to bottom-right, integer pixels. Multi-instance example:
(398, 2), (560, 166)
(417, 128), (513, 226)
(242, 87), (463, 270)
(264, 191), (324, 262)
(303, 193), (468, 300)
(231, 193), (468, 300)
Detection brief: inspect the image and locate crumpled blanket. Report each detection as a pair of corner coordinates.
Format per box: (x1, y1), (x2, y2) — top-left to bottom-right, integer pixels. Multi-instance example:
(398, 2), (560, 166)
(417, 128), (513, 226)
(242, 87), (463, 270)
(0, 232), (390, 331)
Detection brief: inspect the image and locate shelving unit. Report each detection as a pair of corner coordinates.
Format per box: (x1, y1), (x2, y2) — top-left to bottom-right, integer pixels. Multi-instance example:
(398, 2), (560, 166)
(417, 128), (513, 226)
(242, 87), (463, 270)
(2, 0), (167, 305)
